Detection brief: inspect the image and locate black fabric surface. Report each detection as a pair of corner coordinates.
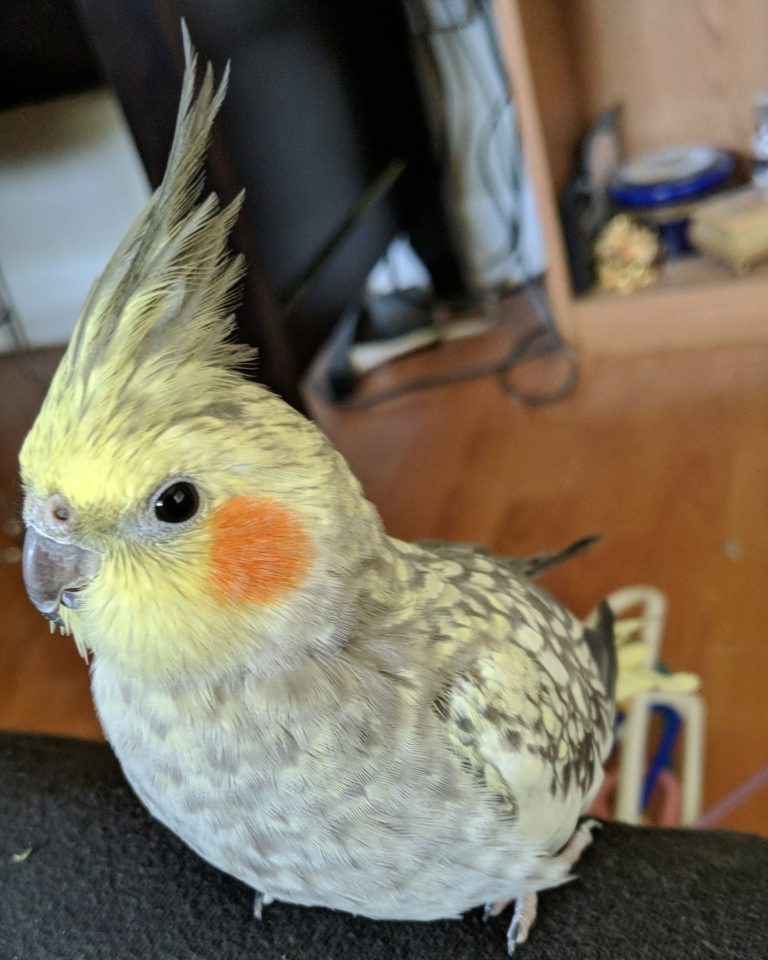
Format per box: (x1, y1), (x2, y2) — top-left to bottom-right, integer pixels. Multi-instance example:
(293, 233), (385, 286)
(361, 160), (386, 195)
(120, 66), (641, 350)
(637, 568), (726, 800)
(1, 732), (765, 960)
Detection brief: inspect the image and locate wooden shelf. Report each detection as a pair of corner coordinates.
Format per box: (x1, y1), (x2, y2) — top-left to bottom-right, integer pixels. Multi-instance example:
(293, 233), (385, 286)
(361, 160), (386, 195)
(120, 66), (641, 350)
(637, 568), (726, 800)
(492, 0), (768, 354)
(585, 255), (768, 299)
(571, 257), (768, 352)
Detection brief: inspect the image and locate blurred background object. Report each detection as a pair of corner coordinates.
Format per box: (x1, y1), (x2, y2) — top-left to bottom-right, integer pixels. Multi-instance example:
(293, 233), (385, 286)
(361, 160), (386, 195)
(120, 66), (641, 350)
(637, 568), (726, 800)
(594, 215), (660, 295)
(559, 107), (623, 294)
(1, 0), (563, 410)
(608, 146), (735, 261)
(0, 92), (149, 353)
(690, 185), (768, 272)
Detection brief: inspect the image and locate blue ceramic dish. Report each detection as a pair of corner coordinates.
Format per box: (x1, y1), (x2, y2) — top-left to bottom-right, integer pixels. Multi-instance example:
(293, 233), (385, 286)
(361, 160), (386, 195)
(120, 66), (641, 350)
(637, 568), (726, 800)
(609, 146), (735, 256)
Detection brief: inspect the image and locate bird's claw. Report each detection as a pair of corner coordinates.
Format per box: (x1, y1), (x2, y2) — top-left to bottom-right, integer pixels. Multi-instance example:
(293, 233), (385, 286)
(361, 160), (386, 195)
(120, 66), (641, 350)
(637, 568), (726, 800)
(484, 892), (538, 952)
(492, 892), (537, 954)
(252, 891), (274, 920)
(506, 916), (521, 955)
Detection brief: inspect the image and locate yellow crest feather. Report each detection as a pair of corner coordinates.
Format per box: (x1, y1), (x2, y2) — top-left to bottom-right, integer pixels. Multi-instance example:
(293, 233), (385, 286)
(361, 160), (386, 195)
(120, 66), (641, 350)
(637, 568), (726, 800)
(21, 27), (255, 492)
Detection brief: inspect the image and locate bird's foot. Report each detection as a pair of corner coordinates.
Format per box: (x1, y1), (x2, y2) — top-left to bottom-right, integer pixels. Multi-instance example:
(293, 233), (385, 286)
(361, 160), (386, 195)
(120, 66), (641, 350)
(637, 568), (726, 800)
(506, 893), (538, 954)
(483, 820), (601, 952)
(483, 892), (538, 955)
(559, 817), (600, 869)
(252, 891), (274, 920)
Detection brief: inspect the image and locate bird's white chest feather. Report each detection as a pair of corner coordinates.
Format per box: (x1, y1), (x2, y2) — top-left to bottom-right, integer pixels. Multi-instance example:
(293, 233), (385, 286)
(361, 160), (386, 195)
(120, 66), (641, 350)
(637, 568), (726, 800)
(90, 656), (583, 920)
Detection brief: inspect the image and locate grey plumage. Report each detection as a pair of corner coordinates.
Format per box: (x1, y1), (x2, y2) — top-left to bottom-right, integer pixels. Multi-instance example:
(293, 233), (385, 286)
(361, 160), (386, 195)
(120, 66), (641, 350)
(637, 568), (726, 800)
(91, 532), (615, 928)
(21, 35), (618, 955)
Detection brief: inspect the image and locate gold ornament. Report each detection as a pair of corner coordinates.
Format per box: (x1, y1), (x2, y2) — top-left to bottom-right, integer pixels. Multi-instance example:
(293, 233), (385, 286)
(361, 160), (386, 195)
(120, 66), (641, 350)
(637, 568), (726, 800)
(594, 214), (661, 294)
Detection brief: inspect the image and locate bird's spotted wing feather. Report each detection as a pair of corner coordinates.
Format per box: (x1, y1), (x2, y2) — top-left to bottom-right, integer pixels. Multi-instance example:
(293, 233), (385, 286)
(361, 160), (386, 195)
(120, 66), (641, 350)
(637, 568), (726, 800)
(421, 546), (615, 855)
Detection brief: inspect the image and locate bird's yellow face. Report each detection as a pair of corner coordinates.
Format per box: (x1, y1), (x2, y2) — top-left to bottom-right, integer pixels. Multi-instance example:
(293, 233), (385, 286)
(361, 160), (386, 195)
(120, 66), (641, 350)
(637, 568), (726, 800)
(17, 382), (346, 682)
(18, 37), (378, 683)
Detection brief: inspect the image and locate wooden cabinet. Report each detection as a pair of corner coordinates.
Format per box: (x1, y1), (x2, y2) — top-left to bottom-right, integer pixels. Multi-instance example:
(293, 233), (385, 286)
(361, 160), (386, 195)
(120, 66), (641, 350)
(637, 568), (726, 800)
(492, 0), (768, 352)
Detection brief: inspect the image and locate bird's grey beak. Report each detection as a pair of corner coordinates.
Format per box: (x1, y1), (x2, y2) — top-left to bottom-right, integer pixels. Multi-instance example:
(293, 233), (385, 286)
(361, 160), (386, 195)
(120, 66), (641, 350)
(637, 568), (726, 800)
(22, 526), (101, 625)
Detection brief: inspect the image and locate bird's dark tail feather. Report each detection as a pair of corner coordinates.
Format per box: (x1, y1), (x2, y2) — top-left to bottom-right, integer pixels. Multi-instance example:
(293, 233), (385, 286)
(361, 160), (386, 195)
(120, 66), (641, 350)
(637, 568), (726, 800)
(582, 601), (617, 700)
(518, 535), (602, 579)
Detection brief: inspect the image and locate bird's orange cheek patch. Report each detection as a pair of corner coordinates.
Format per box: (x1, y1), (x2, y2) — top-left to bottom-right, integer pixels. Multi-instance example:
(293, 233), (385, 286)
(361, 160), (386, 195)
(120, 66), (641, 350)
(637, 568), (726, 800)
(207, 496), (316, 606)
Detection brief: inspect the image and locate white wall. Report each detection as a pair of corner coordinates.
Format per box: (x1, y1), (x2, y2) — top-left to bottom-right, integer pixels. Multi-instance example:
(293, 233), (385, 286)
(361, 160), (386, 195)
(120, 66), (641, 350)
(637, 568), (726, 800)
(0, 89), (149, 352)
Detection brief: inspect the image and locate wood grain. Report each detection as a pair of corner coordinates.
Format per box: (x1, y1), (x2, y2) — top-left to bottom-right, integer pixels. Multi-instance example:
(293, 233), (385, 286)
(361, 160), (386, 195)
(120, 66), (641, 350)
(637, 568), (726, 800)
(515, 0), (586, 194)
(571, 255), (768, 354)
(570, 0), (768, 157)
(2, 333), (767, 835)
(491, 0), (576, 337)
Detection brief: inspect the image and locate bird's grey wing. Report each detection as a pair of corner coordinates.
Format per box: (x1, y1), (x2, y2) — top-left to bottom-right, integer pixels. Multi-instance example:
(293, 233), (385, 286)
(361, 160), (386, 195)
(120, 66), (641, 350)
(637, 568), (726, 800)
(417, 536), (601, 580)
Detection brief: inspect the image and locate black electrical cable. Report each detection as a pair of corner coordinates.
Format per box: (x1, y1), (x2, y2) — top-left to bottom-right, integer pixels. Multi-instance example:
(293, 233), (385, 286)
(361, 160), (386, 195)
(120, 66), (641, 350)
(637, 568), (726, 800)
(187, 0), (571, 412)
(308, 284), (578, 411)
(307, 0), (577, 411)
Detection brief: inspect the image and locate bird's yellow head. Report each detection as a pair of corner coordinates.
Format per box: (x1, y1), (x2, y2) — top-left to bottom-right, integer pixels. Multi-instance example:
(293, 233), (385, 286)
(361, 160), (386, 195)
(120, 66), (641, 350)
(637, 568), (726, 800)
(19, 32), (379, 683)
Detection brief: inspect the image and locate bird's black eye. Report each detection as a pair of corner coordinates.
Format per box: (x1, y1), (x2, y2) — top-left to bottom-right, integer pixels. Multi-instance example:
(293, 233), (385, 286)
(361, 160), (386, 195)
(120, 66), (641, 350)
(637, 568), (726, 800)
(154, 482), (199, 524)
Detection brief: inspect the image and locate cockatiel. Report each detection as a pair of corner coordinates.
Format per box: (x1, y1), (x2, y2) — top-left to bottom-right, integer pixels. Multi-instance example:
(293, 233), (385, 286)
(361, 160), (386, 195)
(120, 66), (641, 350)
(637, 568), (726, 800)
(20, 32), (616, 955)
